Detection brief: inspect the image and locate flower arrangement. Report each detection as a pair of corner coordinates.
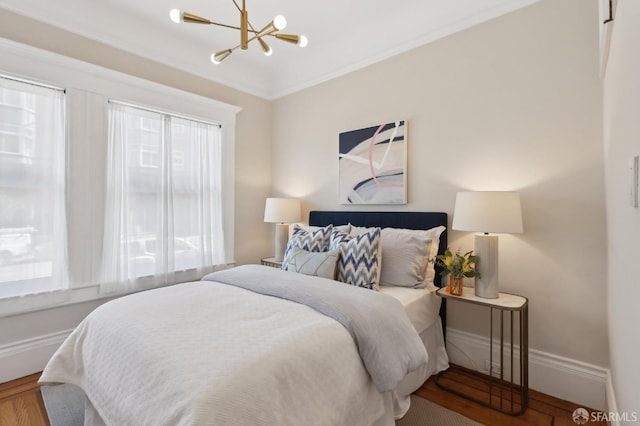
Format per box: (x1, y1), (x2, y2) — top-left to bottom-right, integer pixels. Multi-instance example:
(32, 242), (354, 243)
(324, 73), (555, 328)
(434, 248), (480, 280)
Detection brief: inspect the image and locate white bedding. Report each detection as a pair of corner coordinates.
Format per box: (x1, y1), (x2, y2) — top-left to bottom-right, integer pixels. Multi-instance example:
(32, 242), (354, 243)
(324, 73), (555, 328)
(39, 270), (449, 425)
(379, 285), (449, 416)
(40, 279), (397, 425)
(379, 286), (442, 334)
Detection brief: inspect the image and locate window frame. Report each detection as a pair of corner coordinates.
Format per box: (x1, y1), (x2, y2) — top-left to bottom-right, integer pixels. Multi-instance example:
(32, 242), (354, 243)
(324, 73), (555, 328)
(0, 38), (239, 317)
(102, 101), (226, 290)
(0, 74), (68, 299)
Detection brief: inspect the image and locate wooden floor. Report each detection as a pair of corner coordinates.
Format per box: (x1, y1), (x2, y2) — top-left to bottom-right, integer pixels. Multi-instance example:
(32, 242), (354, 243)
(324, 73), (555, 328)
(0, 366), (606, 425)
(418, 365), (607, 426)
(0, 373), (48, 426)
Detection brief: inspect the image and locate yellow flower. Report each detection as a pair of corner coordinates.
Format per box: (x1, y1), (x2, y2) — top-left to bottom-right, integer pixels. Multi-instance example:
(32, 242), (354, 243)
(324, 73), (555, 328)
(433, 248), (480, 280)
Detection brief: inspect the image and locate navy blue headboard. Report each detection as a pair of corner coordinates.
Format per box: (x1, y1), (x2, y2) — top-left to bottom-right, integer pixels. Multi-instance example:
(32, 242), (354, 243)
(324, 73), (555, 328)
(309, 211), (447, 250)
(308, 211), (448, 333)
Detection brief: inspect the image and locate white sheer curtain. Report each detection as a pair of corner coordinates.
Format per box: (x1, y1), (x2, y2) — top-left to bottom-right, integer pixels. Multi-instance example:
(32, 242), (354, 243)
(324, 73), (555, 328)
(0, 77), (67, 298)
(100, 103), (225, 294)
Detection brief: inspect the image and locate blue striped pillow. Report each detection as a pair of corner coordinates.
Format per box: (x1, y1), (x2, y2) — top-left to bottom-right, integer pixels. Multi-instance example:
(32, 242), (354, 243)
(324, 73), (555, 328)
(330, 228), (382, 290)
(282, 224), (333, 270)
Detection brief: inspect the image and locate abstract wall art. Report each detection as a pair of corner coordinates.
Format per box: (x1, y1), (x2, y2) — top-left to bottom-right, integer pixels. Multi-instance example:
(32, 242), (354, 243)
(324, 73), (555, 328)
(338, 120), (407, 204)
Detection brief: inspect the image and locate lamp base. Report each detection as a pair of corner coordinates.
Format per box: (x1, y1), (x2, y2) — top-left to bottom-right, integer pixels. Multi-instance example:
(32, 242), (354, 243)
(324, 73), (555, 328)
(274, 224), (289, 262)
(474, 234), (499, 299)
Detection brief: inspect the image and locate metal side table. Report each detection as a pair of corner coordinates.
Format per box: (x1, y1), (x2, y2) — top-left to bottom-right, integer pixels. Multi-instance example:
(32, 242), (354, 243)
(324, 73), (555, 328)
(436, 286), (529, 415)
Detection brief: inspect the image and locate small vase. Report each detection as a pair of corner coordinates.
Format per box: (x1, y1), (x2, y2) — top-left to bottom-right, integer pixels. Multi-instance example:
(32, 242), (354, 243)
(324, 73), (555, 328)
(449, 276), (464, 296)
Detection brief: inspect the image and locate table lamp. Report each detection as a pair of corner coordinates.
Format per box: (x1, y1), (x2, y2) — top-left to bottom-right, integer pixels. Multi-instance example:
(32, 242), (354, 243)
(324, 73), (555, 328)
(452, 191), (523, 298)
(264, 197), (301, 262)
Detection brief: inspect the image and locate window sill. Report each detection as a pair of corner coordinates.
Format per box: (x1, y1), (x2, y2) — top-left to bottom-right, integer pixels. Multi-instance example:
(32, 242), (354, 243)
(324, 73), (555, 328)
(0, 262), (235, 318)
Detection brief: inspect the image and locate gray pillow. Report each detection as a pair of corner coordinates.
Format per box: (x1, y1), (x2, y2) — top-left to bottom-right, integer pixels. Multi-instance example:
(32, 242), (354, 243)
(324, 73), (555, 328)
(379, 228), (431, 288)
(378, 226), (446, 289)
(283, 247), (339, 279)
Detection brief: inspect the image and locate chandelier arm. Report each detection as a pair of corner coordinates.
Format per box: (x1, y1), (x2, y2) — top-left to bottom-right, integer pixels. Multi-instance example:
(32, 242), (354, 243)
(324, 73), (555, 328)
(192, 19), (260, 34)
(207, 21), (243, 31)
(267, 33), (297, 42)
(246, 17), (259, 34)
(231, 0), (259, 33)
(225, 31), (264, 51)
(240, 6), (248, 49)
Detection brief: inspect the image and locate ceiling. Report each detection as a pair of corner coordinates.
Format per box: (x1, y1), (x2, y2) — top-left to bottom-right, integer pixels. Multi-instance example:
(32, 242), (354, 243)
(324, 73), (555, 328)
(0, 0), (540, 99)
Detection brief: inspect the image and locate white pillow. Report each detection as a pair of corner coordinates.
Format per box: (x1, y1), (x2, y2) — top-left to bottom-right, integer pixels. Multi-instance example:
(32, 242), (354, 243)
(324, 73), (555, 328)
(379, 228), (433, 289)
(349, 225), (372, 236)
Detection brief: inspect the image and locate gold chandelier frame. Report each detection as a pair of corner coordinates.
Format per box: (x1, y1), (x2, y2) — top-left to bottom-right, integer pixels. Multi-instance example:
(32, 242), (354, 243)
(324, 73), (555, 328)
(170, 0), (308, 64)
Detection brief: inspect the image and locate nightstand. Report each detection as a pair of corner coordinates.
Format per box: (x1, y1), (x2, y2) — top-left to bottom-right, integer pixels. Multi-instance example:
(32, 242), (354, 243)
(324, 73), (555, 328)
(436, 286), (529, 415)
(260, 257), (283, 268)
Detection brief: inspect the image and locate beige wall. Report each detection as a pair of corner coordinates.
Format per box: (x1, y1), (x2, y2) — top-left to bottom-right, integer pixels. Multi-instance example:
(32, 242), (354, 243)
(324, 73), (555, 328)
(273, 0), (608, 374)
(603, 0), (640, 416)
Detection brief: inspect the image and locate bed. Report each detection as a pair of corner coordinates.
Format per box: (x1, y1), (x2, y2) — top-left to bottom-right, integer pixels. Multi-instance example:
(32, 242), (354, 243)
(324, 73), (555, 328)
(39, 211), (449, 426)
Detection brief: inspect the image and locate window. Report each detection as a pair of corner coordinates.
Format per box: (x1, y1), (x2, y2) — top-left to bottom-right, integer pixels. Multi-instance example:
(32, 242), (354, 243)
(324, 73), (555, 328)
(0, 76), (67, 298)
(0, 41), (237, 313)
(100, 103), (225, 293)
(139, 144), (160, 168)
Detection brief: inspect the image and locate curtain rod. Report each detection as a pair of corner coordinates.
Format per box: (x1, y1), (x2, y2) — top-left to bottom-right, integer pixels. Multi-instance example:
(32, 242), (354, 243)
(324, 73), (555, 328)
(108, 99), (222, 128)
(0, 73), (65, 92)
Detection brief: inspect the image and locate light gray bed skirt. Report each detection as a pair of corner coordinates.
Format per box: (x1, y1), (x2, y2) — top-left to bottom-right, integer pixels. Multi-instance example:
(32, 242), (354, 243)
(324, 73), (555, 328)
(40, 383), (84, 426)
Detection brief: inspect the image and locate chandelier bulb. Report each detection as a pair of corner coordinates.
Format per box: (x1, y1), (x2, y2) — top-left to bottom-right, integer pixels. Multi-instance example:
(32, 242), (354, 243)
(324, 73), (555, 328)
(273, 15), (287, 31)
(258, 38), (273, 56)
(169, 9), (182, 24)
(211, 49), (232, 64)
(298, 35), (308, 48)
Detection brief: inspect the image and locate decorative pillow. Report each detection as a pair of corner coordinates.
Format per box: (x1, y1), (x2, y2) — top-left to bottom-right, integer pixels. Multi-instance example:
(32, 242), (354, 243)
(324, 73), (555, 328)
(302, 224), (351, 234)
(282, 247), (339, 279)
(282, 224), (333, 270)
(349, 225), (373, 236)
(379, 228), (433, 289)
(330, 228), (382, 290)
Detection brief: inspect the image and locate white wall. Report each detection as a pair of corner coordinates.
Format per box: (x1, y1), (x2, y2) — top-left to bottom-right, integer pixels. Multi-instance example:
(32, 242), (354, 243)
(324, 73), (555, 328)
(602, 0), (640, 418)
(273, 0), (609, 408)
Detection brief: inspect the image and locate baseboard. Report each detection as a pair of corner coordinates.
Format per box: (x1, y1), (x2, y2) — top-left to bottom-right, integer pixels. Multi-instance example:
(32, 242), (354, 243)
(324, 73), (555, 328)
(445, 327), (608, 411)
(0, 329), (73, 383)
(606, 372), (620, 426)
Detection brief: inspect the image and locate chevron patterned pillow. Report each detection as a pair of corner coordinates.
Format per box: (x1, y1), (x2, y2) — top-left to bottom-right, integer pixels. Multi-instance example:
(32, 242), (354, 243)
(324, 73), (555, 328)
(330, 228), (382, 290)
(282, 224), (333, 270)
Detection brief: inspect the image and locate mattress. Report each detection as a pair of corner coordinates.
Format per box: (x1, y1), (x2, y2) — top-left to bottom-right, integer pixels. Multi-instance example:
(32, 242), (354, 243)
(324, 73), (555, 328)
(379, 286), (442, 334)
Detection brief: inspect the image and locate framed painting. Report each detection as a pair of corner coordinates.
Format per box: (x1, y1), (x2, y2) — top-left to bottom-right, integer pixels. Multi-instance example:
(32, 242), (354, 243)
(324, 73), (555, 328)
(338, 120), (407, 204)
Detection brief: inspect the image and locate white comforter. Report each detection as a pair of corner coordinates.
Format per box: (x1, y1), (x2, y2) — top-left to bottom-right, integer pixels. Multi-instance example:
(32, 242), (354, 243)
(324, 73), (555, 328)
(40, 274), (404, 425)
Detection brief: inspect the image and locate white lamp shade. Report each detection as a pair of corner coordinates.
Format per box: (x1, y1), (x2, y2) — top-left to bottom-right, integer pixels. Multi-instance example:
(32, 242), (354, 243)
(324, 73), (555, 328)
(452, 192), (523, 234)
(264, 198), (301, 223)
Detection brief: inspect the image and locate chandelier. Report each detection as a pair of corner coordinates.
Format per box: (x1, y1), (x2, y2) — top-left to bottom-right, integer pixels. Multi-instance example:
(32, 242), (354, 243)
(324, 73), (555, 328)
(169, 0), (308, 64)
